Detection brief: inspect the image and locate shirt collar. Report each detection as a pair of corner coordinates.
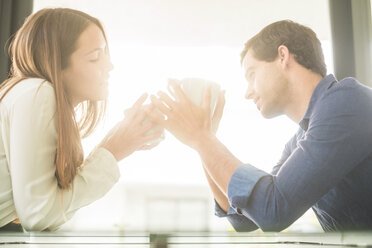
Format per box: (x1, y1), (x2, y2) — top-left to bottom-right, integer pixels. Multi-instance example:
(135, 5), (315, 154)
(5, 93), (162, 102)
(299, 74), (338, 130)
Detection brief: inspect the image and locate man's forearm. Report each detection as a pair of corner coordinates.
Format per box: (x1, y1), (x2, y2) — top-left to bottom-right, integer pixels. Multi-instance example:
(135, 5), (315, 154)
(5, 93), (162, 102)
(196, 132), (242, 195)
(202, 165), (230, 212)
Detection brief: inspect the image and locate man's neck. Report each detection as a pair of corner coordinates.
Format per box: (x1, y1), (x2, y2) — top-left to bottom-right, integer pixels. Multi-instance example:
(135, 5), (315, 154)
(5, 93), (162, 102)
(284, 67), (323, 123)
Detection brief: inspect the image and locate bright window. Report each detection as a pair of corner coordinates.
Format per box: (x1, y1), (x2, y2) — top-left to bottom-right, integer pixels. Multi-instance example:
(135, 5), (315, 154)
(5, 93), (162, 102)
(33, 0), (333, 232)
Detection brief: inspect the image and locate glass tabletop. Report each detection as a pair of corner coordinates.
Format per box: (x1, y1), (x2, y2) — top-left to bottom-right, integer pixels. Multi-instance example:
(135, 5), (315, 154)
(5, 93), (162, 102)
(1, 231), (372, 247)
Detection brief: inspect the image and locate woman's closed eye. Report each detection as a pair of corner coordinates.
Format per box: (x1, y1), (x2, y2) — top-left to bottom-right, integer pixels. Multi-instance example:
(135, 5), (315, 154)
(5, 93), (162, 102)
(89, 51), (101, 62)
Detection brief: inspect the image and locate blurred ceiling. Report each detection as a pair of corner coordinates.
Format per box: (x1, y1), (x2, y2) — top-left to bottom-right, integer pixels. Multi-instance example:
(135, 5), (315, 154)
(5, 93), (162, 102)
(33, 0), (331, 46)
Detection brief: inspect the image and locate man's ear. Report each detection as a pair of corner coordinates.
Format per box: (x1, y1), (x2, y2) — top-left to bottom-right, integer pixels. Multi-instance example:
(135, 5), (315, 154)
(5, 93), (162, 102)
(277, 45), (290, 69)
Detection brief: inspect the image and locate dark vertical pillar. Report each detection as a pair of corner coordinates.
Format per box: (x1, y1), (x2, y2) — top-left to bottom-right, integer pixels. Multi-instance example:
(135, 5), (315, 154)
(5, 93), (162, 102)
(0, 0), (33, 83)
(350, 0), (372, 86)
(0, 0), (14, 83)
(329, 0), (356, 80)
(329, 0), (372, 86)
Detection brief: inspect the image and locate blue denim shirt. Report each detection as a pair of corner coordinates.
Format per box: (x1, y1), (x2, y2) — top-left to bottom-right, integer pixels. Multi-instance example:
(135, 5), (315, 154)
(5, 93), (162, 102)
(215, 74), (372, 232)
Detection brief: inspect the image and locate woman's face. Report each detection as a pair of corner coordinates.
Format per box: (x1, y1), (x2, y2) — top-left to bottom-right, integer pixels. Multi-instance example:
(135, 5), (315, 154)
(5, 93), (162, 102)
(62, 23), (113, 106)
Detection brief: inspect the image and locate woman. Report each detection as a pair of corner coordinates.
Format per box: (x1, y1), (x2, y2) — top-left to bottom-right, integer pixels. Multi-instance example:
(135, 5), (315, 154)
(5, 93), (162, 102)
(0, 8), (163, 231)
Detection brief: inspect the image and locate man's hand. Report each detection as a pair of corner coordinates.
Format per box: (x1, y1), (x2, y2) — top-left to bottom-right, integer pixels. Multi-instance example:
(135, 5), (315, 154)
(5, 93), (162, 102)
(149, 80), (240, 196)
(147, 80), (225, 150)
(211, 88), (226, 135)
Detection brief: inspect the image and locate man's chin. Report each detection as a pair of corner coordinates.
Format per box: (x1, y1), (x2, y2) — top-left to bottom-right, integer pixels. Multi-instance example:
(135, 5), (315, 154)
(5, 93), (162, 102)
(260, 108), (281, 119)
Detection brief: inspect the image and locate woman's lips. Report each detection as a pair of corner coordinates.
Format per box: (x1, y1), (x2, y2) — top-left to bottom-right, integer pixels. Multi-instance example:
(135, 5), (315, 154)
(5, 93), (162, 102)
(253, 97), (261, 110)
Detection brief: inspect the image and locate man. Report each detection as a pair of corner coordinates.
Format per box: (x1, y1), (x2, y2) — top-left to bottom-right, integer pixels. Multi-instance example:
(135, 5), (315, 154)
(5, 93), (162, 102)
(148, 20), (372, 232)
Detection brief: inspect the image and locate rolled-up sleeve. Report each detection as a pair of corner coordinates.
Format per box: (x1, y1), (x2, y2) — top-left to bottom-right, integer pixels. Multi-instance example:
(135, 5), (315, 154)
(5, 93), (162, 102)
(214, 131), (299, 232)
(214, 198), (258, 232)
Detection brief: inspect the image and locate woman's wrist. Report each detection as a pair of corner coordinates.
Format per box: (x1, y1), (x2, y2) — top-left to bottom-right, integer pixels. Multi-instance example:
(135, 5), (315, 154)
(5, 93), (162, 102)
(98, 144), (120, 161)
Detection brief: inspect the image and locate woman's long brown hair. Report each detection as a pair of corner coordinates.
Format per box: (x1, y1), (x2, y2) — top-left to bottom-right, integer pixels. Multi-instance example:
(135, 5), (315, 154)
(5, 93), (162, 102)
(0, 8), (108, 189)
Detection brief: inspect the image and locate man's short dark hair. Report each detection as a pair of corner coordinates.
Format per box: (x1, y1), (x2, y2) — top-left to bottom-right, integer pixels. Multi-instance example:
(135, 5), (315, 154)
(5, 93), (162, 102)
(241, 20), (327, 77)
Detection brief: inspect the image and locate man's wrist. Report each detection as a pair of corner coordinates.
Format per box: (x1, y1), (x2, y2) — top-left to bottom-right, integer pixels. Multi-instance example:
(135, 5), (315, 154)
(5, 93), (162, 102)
(193, 131), (218, 152)
(194, 130), (241, 193)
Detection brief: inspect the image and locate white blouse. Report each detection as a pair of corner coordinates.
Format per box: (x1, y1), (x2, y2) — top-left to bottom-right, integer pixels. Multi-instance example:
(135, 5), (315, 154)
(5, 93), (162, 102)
(0, 78), (119, 231)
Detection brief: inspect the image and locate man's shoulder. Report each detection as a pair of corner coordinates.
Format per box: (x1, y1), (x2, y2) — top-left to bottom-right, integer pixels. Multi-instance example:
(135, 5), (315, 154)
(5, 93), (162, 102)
(318, 77), (372, 107)
(311, 77), (372, 122)
(327, 77), (372, 95)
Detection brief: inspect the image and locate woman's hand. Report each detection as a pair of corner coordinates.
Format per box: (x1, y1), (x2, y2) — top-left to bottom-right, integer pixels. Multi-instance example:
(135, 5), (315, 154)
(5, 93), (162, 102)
(99, 93), (164, 161)
(147, 80), (225, 150)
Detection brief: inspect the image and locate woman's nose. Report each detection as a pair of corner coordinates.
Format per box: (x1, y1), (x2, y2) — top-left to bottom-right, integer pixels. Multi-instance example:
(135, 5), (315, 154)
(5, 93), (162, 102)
(103, 52), (114, 72)
(245, 86), (254, 99)
(105, 57), (114, 72)
(108, 60), (114, 72)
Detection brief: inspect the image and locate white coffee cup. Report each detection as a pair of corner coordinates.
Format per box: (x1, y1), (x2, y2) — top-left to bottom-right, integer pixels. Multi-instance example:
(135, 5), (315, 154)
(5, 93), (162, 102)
(169, 77), (221, 116)
(142, 117), (165, 146)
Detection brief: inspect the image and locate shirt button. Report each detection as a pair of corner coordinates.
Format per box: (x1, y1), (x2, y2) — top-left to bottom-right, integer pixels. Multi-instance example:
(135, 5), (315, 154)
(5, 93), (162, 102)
(232, 205), (242, 215)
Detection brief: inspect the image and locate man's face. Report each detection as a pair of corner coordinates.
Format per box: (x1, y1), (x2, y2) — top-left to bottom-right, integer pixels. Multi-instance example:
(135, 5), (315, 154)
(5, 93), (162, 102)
(242, 49), (289, 118)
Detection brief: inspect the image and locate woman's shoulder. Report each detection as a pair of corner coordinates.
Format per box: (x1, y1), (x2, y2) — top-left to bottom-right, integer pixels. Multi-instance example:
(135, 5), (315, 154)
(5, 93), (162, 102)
(2, 78), (55, 107)
(11, 78), (54, 97)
